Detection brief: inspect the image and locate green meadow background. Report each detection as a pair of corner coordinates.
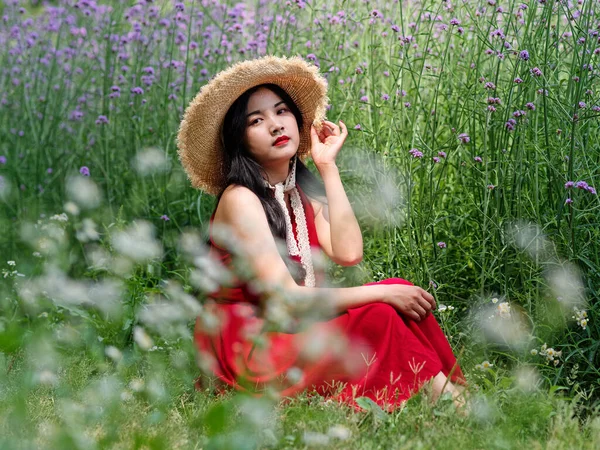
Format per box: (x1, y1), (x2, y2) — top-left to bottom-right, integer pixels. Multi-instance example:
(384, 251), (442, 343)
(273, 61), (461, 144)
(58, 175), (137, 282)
(1, 0), (599, 448)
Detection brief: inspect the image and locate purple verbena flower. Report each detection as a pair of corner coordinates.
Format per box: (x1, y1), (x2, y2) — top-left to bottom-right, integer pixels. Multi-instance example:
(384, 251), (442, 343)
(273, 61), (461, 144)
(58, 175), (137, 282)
(409, 148), (424, 159)
(360, 95), (369, 102)
(438, 151), (447, 158)
(576, 181), (589, 190)
(160, 214), (170, 221)
(79, 166), (90, 176)
(526, 102), (536, 110)
(437, 241), (447, 249)
(565, 181), (575, 189)
(381, 93), (390, 101)
(519, 50), (530, 61)
(95, 115), (109, 125)
(530, 67), (543, 77)
(458, 133), (470, 144)
(474, 156), (483, 163)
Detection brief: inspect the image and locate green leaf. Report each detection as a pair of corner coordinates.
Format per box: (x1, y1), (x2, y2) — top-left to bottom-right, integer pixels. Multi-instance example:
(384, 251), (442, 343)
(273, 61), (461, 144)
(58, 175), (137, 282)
(355, 396), (388, 422)
(204, 401), (231, 436)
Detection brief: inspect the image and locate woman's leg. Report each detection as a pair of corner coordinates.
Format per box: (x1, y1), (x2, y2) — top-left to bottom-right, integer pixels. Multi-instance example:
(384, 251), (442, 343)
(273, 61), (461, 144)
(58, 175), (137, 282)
(430, 371), (468, 411)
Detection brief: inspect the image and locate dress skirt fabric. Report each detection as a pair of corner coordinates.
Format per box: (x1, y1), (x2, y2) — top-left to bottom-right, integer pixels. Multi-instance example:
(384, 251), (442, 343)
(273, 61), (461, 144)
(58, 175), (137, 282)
(194, 185), (465, 411)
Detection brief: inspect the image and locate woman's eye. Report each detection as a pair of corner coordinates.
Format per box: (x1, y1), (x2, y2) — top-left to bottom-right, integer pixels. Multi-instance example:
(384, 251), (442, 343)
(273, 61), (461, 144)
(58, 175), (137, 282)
(278, 108), (289, 114)
(250, 118), (261, 125)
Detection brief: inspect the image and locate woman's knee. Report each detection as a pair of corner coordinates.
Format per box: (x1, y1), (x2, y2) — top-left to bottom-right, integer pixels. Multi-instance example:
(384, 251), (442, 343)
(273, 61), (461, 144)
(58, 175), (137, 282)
(365, 277), (414, 287)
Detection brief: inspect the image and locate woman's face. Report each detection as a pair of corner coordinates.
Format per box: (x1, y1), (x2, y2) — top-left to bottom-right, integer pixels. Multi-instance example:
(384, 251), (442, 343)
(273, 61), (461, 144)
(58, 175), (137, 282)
(243, 87), (300, 167)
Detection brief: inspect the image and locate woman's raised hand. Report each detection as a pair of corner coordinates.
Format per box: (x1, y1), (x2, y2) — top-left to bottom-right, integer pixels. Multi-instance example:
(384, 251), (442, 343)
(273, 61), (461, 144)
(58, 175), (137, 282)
(309, 119), (348, 169)
(380, 284), (436, 322)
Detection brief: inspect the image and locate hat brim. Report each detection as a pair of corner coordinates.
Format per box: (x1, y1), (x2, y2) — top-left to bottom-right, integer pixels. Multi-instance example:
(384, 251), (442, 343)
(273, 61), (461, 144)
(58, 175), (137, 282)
(177, 55), (329, 195)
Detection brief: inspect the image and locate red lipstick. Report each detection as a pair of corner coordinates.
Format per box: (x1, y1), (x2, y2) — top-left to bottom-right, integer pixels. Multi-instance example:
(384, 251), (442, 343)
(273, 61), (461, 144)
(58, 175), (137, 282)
(273, 136), (290, 146)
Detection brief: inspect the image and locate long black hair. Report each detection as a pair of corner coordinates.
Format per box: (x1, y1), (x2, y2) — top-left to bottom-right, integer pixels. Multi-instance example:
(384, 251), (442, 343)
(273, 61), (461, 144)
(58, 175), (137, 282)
(218, 83), (327, 243)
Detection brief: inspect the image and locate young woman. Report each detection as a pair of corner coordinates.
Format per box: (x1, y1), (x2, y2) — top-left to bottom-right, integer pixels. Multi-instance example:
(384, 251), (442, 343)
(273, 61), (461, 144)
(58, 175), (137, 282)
(177, 56), (466, 411)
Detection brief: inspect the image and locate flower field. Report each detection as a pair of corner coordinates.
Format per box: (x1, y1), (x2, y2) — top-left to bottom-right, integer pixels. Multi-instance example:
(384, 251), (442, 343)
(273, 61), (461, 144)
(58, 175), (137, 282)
(1, 0), (599, 448)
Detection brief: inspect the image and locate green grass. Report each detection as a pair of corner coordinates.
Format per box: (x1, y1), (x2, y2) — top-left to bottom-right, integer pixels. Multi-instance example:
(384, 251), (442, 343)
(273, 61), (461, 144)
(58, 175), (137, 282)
(2, 352), (600, 450)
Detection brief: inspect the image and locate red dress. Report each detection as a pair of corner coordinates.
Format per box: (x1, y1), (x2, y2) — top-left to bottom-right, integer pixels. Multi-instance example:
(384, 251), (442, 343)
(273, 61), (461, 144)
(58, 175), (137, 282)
(194, 184), (466, 411)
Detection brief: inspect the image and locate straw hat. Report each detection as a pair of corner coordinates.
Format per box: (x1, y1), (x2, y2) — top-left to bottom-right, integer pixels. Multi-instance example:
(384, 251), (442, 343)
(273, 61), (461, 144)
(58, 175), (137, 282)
(176, 55), (329, 195)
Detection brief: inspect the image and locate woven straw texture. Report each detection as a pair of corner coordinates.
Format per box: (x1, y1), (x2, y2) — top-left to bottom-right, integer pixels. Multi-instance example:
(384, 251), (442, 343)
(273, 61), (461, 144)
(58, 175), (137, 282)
(176, 55), (329, 195)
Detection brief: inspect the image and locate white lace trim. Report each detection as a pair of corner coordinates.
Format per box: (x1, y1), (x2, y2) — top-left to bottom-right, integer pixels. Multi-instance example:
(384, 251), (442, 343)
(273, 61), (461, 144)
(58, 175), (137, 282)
(265, 156), (315, 287)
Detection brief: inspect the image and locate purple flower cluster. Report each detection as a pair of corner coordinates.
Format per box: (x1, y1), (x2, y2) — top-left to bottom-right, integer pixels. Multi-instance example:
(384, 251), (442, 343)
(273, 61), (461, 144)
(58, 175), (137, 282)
(530, 67), (543, 77)
(458, 133), (470, 144)
(565, 180), (596, 195)
(519, 50), (530, 61)
(409, 148), (424, 159)
(95, 115), (109, 125)
(505, 118), (517, 131)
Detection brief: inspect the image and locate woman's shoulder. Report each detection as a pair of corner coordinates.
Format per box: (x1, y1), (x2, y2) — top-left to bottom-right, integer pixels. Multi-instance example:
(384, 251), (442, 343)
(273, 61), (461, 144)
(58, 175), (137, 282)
(214, 184), (264, 225)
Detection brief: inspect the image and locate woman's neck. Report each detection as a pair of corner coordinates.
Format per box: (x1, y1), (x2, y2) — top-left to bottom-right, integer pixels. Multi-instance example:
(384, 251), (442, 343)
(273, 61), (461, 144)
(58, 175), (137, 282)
(262, 159), (293, 186)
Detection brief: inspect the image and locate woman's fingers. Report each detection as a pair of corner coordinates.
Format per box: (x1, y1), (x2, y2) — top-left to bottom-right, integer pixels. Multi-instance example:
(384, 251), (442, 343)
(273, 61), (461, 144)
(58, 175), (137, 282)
(417, 296), (433, 313)
(420, 288), (436, 310)
(413, 303), (428, 320)
(339, 120), (347, 137)
(324, 120), (343, 136)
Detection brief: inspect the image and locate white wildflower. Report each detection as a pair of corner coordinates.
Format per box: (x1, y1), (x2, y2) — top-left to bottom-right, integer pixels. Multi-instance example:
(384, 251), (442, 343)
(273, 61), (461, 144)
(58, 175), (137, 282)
(36, 370), (59, 387)
(76, 218), (100, 242)
(132, 147), (171, 176)
(572, 307), (588, 330)
(63, 201), (80, 216)
(497, 302), (511, 318)
(286, 367), (304, 384)
(133, 326), (154, 351)
(129, 379), (145, 392)
(66, 176), (102, 209)
(105, 346), (123, 362)
(303, 431), (330, 447)
(328, 425), (351, 441)
(111, 221), (162, 262)
(7, 260), (16, 266)
(50, 213), (68, 222)
(120, 390), (133, 402)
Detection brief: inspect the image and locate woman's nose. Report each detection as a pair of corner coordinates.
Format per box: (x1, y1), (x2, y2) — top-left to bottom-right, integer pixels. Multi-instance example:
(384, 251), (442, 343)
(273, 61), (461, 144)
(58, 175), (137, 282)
(269, 117), (284, 134)
(270, 124), (284, 135)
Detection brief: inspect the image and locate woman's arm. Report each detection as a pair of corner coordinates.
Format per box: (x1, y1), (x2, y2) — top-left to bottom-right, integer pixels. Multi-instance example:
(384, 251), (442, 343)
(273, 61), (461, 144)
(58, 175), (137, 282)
(312, 163), (363, 266)
(309, 120), (362, 266)
(213, 185), (434, 321)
